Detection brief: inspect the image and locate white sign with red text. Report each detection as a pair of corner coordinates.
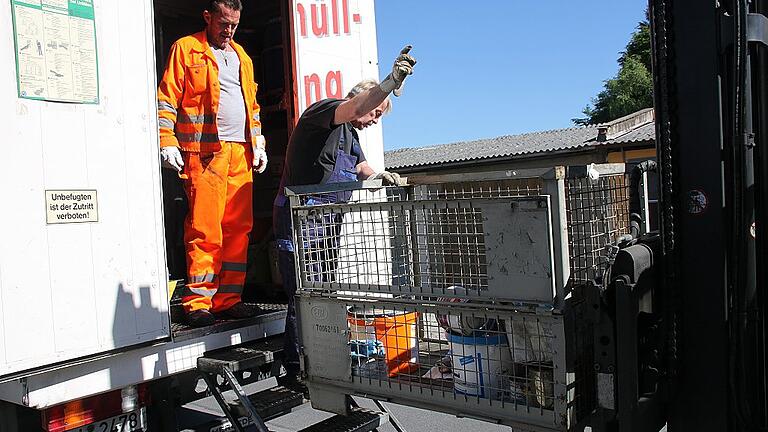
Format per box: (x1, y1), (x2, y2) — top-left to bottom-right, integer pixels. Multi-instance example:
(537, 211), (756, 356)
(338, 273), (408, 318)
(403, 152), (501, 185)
(291, 0), (384, 170)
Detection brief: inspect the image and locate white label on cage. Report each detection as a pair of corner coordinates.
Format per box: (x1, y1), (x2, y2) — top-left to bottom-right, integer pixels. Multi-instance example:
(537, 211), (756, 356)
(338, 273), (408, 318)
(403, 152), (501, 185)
(45, 189), (98, 224)
(300, 300), (353, 381)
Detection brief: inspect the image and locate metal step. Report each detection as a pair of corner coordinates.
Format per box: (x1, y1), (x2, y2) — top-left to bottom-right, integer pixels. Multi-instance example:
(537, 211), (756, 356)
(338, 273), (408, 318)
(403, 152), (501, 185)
(298, 408), (389, 432)
(183, 386), (306, 432)
(234, 386), (306, 420)
(197, 336), (284, 373)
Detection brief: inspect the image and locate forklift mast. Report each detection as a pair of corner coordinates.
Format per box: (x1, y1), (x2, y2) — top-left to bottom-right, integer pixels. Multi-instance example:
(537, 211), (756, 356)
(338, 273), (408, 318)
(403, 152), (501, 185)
(650, 0), (768, 430)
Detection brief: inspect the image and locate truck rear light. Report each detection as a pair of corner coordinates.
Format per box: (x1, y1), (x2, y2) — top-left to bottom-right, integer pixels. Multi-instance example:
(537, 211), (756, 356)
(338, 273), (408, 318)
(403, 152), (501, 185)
(42, 384), (150, 432)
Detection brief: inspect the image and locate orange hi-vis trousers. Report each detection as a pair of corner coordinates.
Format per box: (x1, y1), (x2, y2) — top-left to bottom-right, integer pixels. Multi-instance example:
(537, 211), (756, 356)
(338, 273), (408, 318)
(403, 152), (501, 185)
(181, 141), (253, 313)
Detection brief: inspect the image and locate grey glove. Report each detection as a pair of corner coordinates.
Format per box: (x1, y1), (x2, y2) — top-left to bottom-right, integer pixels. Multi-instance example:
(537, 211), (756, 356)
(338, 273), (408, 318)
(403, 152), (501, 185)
(368, 171), (405, 186)
(380, 45), (416, 96)
(160, 146), (184, 172)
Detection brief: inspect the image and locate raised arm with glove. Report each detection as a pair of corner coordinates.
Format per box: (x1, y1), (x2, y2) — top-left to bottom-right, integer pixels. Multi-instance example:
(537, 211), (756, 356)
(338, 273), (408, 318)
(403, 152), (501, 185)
(380, 45), (416, 96)
(333, 45), (417, 126)
(362, 46), (415, 187)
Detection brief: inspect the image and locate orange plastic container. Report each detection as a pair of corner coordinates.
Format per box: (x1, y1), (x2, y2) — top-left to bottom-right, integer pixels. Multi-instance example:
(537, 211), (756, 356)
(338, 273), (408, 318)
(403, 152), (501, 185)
(375, 312), (419, 376)
(348, 309), (419, 377)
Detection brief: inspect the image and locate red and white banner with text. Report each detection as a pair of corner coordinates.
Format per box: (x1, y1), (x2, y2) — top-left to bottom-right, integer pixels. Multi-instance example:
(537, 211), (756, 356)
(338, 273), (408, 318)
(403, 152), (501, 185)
(291, 0), (384, 170)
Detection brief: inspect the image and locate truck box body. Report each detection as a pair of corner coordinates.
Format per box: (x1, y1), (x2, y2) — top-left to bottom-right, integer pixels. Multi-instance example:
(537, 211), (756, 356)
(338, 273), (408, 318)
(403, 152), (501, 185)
(1, 0), (169, 378)
(0, 0), (383, 411)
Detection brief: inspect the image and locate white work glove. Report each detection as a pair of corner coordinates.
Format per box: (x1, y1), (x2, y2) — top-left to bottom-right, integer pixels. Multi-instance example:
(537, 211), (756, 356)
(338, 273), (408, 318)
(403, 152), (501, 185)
(368, 171), (405, 186)
(380, 45), (416, 96)
(252, 135), (268, 174)
(160, 146), (184, 172)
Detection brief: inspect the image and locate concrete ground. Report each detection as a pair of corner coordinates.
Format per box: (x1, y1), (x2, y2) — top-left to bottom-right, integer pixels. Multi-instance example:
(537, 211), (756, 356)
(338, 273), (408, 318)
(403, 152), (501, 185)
(179, 377), (511, 432)
(178, 378), (668, 432)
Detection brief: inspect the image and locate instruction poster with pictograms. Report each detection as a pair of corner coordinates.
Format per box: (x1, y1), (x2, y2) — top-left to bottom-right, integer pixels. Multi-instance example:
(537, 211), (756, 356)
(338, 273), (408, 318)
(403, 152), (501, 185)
(11, 0), (99, 103)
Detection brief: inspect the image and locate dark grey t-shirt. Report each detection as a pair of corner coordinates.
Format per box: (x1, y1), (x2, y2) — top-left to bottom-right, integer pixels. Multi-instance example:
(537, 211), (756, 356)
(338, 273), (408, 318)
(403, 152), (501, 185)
(280, 99), (366, 188)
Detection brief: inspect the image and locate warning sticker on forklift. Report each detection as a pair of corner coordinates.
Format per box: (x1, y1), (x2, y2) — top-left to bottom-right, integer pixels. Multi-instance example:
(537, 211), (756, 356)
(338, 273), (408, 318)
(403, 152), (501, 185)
(45, 189), (98, 224)
(687, 189), (708, 214)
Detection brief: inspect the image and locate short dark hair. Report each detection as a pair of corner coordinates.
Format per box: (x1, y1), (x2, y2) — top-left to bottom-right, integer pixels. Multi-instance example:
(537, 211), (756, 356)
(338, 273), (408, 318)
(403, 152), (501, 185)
(208, 0), (242, 13)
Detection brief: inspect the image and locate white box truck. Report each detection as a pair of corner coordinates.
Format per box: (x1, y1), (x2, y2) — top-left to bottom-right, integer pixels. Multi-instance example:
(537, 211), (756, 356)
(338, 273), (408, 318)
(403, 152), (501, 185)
(0, 0), (384, 430)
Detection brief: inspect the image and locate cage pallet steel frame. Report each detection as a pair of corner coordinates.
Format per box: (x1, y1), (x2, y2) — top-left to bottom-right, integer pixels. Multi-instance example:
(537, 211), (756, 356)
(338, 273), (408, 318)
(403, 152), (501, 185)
(285, 164), (637, 431)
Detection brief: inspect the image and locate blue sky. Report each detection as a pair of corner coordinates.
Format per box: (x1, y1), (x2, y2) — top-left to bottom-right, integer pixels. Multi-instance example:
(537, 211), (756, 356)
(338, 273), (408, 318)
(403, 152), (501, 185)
(375, 1), (648, 150)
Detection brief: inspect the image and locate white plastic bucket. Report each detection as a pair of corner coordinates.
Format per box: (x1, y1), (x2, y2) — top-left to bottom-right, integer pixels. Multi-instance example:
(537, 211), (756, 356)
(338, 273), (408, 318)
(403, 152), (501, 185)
(448, 333), (511, 399)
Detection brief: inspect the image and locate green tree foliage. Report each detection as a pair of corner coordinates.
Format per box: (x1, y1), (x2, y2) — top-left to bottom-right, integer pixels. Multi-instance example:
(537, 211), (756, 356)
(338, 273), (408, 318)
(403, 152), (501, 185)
(574, 20), (652, 126)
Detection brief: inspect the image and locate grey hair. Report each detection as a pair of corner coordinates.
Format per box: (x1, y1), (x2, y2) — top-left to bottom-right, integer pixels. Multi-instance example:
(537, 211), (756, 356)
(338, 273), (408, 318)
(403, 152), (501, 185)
(346, 79), (392, 114)
(208, 0), (242, 13)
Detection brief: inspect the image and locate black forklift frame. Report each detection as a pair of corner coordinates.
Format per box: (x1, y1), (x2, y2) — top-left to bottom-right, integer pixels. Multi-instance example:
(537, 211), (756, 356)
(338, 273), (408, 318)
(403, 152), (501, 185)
(650, 0), (767, 430)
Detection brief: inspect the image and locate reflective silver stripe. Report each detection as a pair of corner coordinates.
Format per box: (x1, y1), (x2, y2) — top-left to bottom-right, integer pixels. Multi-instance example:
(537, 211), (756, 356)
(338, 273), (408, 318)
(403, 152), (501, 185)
(177, 132), (219, 143)
(178, 113), (216, 125)
(218, 284), (243, 294)
(252, 113), (260, 122)
(184, 287), (217, 297)
(158, 118), (175, 129)
(250, 127), (261, 137)
(190, 273), (216, 283)
(221, 262), (247, 273)
(158, 101), (177, 115)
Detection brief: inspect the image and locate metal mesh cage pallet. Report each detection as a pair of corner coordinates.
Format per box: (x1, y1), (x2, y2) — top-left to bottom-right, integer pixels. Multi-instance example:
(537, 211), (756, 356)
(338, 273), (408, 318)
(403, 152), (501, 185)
(297, 294), (595, 431)
(286, 164), (634, 303)
(286, 164), (641, 431)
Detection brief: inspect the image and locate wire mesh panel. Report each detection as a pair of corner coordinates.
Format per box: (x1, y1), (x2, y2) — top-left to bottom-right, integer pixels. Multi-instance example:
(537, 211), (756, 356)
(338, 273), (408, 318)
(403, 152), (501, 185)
(290, 194), (556, 302)
(299, 294), (579, 431)
(286, 165), (633, 302)
(411, 177), (544, 200)
(412, 168), (632, 289)
(564, 172), (631, 284)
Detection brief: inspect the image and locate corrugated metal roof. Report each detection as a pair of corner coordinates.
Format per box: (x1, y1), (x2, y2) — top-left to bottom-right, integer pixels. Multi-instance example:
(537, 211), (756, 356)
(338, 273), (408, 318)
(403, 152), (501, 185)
(385, 125), (600, 170)
(384, 120), (656, 170)
(603, 121), (655, 145)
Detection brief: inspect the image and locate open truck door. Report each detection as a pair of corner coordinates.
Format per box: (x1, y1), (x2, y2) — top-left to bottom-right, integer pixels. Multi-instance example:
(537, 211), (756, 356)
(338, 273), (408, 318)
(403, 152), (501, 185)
(160, 0), (387, 290)
(1, 0), (170, 380)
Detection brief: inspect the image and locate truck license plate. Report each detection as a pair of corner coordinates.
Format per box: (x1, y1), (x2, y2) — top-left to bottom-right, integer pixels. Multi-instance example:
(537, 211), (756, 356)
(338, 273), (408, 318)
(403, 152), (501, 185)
(72, 408), (146, 432)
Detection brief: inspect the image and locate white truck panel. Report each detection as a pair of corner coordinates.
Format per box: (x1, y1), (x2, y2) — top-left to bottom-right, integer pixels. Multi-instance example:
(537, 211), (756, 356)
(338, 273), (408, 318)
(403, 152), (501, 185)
(0, 0), (169, 377)
(291, 0), (384, 170)
(0, 319), (284, 408)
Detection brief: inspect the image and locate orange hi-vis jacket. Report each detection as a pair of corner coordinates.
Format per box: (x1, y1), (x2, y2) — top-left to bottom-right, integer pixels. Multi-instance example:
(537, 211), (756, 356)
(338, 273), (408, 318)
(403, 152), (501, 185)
(157, 31), (263, 153)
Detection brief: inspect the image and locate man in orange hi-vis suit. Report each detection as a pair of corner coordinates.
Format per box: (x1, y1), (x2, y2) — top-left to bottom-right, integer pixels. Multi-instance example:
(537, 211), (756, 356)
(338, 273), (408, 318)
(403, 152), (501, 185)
(157, 0), (268, 327)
